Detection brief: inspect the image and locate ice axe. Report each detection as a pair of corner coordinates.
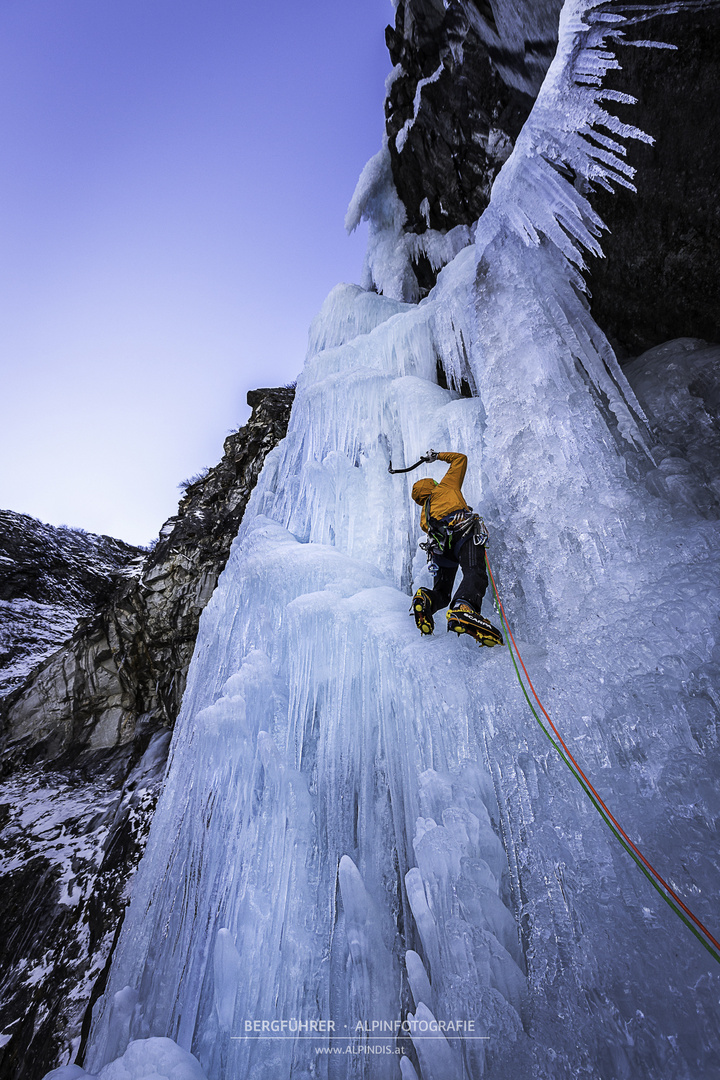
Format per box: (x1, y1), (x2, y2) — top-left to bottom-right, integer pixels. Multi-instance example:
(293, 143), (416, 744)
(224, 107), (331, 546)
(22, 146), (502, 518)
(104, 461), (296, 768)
(388, 449), (438, 474)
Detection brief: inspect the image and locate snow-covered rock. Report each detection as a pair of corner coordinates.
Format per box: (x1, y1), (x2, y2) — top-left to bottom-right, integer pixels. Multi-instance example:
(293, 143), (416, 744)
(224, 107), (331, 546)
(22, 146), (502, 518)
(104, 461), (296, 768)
(0, 512), (141, 700)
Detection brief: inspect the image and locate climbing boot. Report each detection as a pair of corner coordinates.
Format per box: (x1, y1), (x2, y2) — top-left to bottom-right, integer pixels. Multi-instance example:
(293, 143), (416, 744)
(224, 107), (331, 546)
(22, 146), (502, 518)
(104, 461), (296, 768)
(446, 602), (504, 647)
(411, 588), (435, 635)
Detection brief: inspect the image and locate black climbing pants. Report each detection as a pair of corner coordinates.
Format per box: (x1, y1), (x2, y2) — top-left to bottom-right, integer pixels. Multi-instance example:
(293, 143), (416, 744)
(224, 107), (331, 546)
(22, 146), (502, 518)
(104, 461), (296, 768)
(426, 535), (488, 615)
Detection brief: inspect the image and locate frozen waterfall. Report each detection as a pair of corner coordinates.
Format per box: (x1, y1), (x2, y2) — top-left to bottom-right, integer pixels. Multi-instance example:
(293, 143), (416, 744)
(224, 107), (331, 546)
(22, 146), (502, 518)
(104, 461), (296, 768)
(61, 2), (720, 1078)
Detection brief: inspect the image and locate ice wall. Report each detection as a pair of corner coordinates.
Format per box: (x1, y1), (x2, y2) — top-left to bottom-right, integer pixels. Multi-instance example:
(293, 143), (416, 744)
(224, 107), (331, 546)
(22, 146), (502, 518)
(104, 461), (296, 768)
(77, 2), (719, 1078)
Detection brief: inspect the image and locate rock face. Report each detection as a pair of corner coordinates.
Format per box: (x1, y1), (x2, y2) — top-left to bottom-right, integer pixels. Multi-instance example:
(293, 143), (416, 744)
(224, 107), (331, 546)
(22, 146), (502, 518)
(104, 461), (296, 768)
(385, 0), (559, 250)
(587, 9), (720, 356)
(383, 0), (720, 350)
(385, 1), (533, 256)
(0, 515), (142, 700)
(0, 386), (294, 1079)
(1, 387), (295, 772)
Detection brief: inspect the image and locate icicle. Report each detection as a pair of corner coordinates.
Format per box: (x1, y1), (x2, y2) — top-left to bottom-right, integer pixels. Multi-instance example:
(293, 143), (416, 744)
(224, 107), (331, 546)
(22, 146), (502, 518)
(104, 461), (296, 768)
(213, 930), (242, 1032)
(407, 1003), (463, 1080)
(405, 950), (433, 1011)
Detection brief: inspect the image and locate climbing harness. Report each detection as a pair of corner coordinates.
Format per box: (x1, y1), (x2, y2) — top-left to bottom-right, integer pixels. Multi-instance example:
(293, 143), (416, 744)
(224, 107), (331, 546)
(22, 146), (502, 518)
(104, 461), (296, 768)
(484, 550), (720, 967)
(422, 499), (481, 558)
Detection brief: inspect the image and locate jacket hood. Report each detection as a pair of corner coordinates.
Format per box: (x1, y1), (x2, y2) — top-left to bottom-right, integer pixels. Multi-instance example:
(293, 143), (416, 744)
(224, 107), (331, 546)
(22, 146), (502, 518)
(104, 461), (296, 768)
(411, 478), (436, 505)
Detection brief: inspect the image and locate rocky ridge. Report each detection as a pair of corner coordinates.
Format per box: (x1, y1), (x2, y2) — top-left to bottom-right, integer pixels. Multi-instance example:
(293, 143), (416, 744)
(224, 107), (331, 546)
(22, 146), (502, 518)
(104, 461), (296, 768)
(0, 386), (294, 1080)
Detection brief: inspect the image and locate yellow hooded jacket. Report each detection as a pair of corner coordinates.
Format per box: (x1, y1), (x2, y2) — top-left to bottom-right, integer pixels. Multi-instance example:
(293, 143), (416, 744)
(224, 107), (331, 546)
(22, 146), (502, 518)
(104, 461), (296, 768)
(411, 452), (469, 532)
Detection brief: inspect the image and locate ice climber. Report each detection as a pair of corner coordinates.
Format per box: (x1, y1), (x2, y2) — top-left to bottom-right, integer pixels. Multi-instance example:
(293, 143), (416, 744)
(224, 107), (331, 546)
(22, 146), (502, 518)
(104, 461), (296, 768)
(410, 450), (504, 647)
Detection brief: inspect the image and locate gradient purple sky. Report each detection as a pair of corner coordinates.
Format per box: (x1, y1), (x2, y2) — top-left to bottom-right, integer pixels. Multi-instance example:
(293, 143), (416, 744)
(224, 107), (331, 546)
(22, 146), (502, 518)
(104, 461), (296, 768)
(0, 0), (393, 545)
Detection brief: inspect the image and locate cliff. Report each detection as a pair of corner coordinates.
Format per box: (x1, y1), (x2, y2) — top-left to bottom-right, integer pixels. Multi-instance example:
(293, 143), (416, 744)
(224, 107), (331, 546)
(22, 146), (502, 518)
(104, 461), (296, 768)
(0, 386), (294, 1079)
(383, 0), (720, 353)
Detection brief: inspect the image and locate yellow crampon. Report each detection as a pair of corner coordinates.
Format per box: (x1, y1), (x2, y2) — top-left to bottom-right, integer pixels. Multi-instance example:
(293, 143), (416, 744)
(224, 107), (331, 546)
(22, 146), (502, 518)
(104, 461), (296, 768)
(446, 603), (504, 647)
(411, 588), (435, 635)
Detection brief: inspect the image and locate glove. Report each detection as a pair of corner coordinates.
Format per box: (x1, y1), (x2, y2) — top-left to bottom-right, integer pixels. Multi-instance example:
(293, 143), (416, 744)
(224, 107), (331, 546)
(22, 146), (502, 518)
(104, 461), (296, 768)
(424, 449), (438, 463)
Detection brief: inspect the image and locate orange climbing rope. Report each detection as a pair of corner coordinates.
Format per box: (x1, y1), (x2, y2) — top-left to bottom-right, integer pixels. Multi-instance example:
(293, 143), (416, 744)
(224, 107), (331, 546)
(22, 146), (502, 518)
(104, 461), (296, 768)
(484, 550), (720, 966)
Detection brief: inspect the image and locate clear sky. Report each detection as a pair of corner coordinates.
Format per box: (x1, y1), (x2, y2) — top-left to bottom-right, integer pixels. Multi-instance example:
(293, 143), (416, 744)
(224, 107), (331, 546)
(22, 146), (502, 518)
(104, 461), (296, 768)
(0, 0), (393, 546)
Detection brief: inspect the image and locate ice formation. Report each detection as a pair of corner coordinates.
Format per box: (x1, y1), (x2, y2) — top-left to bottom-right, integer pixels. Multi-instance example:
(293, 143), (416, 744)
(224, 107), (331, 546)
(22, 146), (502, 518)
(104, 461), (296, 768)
(73, 1), (719, 1078)
(45, 1037), (207, 1080)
